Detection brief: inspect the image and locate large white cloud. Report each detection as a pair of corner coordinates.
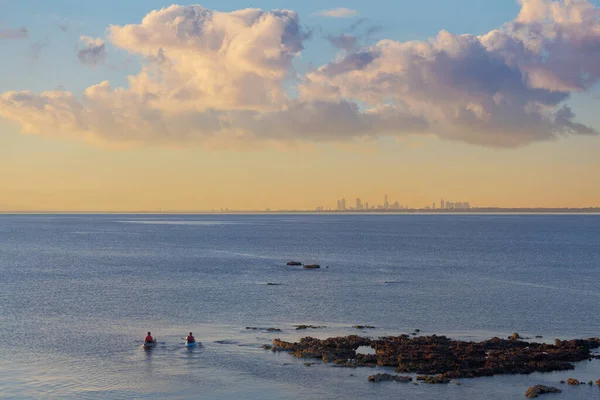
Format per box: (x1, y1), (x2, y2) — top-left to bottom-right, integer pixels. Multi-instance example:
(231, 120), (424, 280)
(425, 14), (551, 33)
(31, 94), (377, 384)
(0, 1), (598, 148)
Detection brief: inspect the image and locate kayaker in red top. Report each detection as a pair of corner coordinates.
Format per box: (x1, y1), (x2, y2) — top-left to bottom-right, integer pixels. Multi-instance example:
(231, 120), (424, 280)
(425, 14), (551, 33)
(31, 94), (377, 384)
(186, 332), (195, 343)
(145, 332), (154, 343)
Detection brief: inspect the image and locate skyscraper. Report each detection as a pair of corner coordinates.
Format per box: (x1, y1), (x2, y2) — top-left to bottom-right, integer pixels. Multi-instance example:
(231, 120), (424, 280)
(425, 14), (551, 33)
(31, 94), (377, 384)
(356, 198), (362, 210)
(440, 199), (445, 209)
(341, 198), (346, 210)
(384, 194), (389, 210)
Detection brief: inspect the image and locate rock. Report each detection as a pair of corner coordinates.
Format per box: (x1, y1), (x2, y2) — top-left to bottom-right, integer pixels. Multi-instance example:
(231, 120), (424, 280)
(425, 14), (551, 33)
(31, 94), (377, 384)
(535, 335), (543, 338)
(270, 334), (600, 379)
(416, 375), (450, 384)
(567, 378), (580, 385)
(294, 325), (325, 330)
(596, 379), (600, 386)
(368, 373), (412, 383)
(525, 385), (562, 398)
(286, 261), (302, 266)
(414, 329), (421, 333)
(262, 345), (272, 350)
(246, 326), (281, 332)
(560, 381), (565, 384)
(303, 264), (320, 269)
(588, 381), (593, 385)
(266, 283), (282, 286)
(509, 332), (522, 340)
(353, 325), (375, 329)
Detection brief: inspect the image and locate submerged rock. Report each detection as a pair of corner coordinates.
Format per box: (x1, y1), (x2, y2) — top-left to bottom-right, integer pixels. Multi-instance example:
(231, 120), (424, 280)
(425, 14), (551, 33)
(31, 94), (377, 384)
(368, 373), (412, 383)
(416, 375), (451, 384)
(294, 325), (325, 330)
(270, 334), (600, 379)
(354, 325), (375, 329)
(246, 327), (281, 332)
(303, 264), (320, 269)
(525, 385), (562, 398)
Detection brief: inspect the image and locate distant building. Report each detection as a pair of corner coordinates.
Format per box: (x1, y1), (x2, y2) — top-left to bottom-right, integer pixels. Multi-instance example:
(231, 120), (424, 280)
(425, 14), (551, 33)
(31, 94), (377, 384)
(384, 194), (389, 210)
(432, 202), (436, 210)
(365, 202), (369, 210)
(356, 198), (362, 210)
(440, 199), (445, 209)
(341, 198), (346, 210)
(392, 201), (400, 209)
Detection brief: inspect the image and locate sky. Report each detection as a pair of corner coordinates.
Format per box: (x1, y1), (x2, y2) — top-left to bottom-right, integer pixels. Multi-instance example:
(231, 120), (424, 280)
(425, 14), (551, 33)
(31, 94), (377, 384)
(1, 0), (599, 211)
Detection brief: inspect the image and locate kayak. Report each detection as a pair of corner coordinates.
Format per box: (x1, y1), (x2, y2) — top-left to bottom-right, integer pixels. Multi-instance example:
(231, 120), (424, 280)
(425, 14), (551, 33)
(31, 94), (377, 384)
(142, 341), (157, 350)
(185, 341), (197, 347)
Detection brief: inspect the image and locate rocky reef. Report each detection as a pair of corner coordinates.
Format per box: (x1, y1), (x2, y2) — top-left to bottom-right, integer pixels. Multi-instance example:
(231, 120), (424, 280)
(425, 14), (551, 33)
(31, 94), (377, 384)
(525, 385), (562, 398)
(271, 334), (600, 380)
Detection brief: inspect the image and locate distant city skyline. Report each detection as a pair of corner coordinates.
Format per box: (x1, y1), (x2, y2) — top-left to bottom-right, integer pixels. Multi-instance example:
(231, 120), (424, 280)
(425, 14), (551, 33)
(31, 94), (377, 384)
(315, 194), (472, 212)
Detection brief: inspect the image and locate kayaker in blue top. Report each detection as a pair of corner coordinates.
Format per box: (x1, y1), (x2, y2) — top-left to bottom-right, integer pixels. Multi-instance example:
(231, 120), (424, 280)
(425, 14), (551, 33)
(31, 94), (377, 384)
(186, 332), (195, 343)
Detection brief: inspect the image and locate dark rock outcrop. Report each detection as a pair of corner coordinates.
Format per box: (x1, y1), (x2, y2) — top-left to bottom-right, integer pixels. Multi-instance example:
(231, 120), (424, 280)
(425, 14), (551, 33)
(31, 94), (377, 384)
(286, 261), (302, 266)
(354, 325), (375, 329)
(303, 264), (320, 269)
(525, 385), (562, 398)
(567, 378), (580, 385)
(270, 334), (600, 379)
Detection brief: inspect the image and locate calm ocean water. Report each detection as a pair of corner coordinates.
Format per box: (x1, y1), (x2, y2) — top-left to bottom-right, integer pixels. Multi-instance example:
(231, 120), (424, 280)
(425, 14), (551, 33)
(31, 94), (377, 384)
(1, 213), (599, 399)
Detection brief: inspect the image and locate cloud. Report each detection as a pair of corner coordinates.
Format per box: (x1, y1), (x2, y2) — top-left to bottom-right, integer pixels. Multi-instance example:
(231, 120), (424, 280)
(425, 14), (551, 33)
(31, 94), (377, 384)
(30, 41), (48, 60)
(325, 33), (358, 51)
(313, 8), (359, 18)
(77, 35), (107, 65)
(0, 1), (598, 149)
(0, 27), (29, 40)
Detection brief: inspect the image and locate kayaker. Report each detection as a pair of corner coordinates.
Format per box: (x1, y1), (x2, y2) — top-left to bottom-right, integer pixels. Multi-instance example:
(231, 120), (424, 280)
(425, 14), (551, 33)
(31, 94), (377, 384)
(186, 332), (195, 343)
(145, 332), (154, 343)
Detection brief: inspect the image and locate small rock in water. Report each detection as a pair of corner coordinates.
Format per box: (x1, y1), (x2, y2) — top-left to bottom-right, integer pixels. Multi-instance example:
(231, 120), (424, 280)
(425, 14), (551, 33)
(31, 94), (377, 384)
(267, 328), (282, 332)
(414, 329), (421, 333)
(286, 261), (302, 266)
(509, 332), (522, 340)
(266, 282), (282, 286)
(525, 385), (562, 398)
(567, 378), (580, 385)
(535, 335), (543, 338)
(368, 373), (412, 383)
(262, 345), (272, 350)
(353, 325), (375, 329)
(596, 379), (600, 386)
(294, 325), (325, 330)
(416, 375), (450, 384)
(303, 264), (320, 269)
